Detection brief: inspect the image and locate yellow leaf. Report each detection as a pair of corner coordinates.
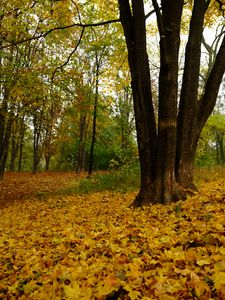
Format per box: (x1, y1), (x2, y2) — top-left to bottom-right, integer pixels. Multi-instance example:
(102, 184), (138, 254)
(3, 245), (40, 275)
(63, 282), (80, 300)
(212, 271), (225, 289)
(196, 258), (211, 266)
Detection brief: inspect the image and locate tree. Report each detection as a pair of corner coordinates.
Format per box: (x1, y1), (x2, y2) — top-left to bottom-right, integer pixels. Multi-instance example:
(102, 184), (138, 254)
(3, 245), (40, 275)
(1, 0), (224, 202)
(118, 0), (225, 205)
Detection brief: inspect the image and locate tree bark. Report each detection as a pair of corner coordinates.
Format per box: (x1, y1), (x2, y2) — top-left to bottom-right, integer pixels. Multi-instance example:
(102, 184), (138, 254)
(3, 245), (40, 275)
(176, 0), (208, 189)
(119, 0), (186, 205)
(17, 117), (25, 172)
(118, 0), (225, 205)
(9, 137), (18, 172)
(88, 54), (100, 176)
(32, 114), (42, 174)
(154, 0), (184, 203)
(118, 0), (157, 205)
(0, 91), (14, 180)
(76, 114), (87, 173)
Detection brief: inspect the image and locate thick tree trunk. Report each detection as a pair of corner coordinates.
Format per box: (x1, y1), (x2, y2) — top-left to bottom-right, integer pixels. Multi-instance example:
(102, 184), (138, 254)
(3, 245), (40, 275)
(119, 0), (185, 206)
(154, 0), (184, 203)
(118, 0), (225, 205)
(119, 0), (157, 206)
(176, 0), (207, 189)
(176, 1), (225, 189)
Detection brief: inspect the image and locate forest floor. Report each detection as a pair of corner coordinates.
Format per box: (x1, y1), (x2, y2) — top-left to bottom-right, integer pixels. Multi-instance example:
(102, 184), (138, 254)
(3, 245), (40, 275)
(0, 172), (225, 299)
(0, 172), (85, 207)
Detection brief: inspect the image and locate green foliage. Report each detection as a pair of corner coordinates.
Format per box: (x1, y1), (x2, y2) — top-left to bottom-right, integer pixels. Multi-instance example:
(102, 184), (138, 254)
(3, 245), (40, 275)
(196, 114), (225, 167)
(79, 167), (140, 194)
(55, 161), (140, 196)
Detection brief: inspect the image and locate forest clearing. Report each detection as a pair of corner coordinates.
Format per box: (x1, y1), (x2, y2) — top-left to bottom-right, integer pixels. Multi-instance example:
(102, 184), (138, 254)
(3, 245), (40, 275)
(1, 0), (225, 298)
(1, 171), (225, 299)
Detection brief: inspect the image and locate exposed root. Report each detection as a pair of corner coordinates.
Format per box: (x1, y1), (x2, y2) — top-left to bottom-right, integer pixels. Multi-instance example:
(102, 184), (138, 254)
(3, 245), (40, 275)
(130, 183), (160, 207)
(130, 182), (189, 207)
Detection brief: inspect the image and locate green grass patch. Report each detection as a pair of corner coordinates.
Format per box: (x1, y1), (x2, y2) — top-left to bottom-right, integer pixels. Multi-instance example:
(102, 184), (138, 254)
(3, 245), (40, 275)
(78, 170), (140, 194)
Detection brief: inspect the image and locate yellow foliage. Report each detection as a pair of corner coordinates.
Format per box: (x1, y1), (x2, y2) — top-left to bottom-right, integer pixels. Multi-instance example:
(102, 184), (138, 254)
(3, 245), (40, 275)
(0, 176), (225, 299)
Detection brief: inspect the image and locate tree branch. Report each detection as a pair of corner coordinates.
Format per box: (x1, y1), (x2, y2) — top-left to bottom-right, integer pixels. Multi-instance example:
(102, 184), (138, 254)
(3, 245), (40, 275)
(51, 26), (85, 85)
(152, 0), (164, 37)
(145, 8), (156, 19)
(0, 18), (121, 49)
(198, 33), (225, 130)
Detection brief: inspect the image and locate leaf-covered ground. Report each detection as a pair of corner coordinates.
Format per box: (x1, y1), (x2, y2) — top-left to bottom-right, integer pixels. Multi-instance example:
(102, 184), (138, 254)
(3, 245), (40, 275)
(1, 175), (225, 299)
(0, 172), (82, 207)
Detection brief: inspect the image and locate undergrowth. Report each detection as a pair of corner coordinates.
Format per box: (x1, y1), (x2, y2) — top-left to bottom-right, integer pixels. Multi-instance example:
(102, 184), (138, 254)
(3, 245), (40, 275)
(34, 166), (225, 199)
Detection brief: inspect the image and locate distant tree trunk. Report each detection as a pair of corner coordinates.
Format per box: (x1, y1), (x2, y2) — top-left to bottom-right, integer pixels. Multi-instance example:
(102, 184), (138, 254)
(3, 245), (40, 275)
(76, 114), (87, 173)
(43, 133), (53, 172)
(88, 55), (100, 176)
(220, 136), (224, 163)
(45, 155), (51, 171)
(9, 137), (18, 172)
(0, 92), (14, 180)
(215, 133), (224, 164)
(18, 141), (24, 172)
(32, 114), (42, 174)
(118, 86), (134, 150)
(17, 117), (26, 172)
(0, 120), (12, 180)
(9, 117), (20, 172)
(33, 137), (39, 174)
(0, 98), (8, 180)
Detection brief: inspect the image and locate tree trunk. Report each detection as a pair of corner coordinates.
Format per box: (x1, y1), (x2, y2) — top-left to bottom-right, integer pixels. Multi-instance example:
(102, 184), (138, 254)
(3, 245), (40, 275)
(0, 92), (14, 180)
(17, 119), (25, 172)
(18, 141), (24, 172)
(119, 0), (157, 205)
(154, 0), (184, 203)
(176, 1), (225, 188)
(220, 136), (224, 163)
(119, 0), (185, 206)
(88, 55), (100, 176)
(9, 137), (18, 172)
(176, 0), (208, 189)
(76, 114), (87, 173)
(0, 114), (13, 180)
(118, 0), (225, 205)
(32, 116), (41, 174)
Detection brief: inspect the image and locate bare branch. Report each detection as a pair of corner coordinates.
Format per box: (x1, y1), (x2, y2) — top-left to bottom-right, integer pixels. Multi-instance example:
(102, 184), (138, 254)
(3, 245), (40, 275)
(0, 18), (121, 50)
(71, 0), (82, 24)
(145, 8), (156, 19)
(51, 26), (85, 84)
(152, 0), (164, 37)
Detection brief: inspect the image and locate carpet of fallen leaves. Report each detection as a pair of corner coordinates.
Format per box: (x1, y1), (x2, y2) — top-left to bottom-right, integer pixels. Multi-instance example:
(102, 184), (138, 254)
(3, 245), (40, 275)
(0, 172), (82, 207)
(1, 175), (225, 299)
